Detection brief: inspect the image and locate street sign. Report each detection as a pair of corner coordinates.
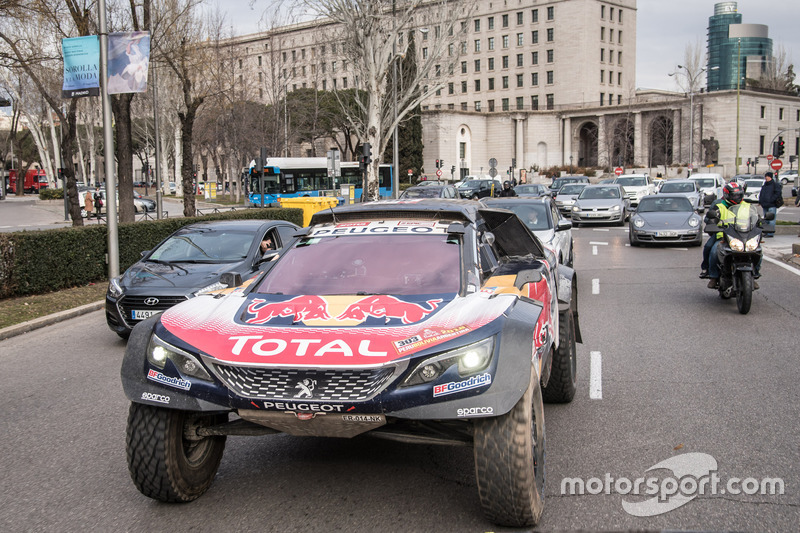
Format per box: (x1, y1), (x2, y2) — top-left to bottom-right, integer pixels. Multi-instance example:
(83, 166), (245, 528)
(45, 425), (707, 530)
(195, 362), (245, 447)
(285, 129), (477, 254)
(614, 167), (623, 176)
(766, 154), (774, 161)
(489, 167), (498, 177)
(770, 159), (783, 171)
(436, 169), (443, 177)
(489, 158), (497, 168)
(688, 164), (694, 171)
(407, 169), (413, 176)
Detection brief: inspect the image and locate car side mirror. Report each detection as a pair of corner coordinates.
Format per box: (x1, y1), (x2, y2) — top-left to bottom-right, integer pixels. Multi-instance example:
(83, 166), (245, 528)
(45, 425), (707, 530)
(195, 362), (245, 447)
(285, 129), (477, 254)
(219, 271), (243, 288)
(555, 219), (572, 232)
(140, 250), (150, 258)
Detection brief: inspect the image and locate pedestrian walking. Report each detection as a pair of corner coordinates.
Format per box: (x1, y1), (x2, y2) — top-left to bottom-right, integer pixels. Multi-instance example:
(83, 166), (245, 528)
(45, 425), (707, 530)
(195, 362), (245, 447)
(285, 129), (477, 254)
(758, 171), (781, 237)
(84, 189), (94, 218)
(93, 187), (104, 218)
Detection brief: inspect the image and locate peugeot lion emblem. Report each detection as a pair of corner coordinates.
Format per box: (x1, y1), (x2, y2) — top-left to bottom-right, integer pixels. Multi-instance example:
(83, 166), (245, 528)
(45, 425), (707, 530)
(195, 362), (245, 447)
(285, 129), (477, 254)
(144, 297), (160, 306)
(294, 378), (317, 399)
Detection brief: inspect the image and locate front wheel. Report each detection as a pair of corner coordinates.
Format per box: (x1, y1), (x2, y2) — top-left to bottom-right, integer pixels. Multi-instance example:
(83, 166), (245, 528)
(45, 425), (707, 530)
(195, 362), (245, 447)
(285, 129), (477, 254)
(736, 271), (753, 314)
(126, 402), (227, 502)
(474, 371), (545, 527)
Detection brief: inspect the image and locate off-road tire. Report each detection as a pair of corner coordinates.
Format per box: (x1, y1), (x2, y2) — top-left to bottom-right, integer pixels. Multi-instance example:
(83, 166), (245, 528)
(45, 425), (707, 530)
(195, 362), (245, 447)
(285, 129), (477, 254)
(126, 402), (227, 502)
(473, 371), (545, 527)
(542, 308), (577, 403)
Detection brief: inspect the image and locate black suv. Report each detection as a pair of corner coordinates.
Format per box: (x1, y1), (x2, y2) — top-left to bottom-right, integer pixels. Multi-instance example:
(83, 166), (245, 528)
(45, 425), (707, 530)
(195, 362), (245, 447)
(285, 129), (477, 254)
(458, 178), (503, 199)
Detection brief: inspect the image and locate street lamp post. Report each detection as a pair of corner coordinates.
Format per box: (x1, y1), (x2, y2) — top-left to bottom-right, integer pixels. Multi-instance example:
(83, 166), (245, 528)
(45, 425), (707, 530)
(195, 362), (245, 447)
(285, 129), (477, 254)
(670, 65), (706, 171)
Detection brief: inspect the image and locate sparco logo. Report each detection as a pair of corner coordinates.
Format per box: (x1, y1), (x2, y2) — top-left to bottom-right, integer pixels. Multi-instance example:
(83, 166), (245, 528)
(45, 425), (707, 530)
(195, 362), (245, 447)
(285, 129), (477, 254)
(141, 392), (170, 404)
(457, 406), (494, 417)
(144, 297), (159, 306)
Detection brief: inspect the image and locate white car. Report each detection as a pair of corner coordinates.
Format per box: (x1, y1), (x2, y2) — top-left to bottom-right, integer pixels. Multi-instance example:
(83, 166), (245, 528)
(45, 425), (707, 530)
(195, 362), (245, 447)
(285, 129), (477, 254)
(779, 171), (797, 186)
(743, 178), (765, 203)
(613, 173), (655, 206)
(689, 173), (725, 206)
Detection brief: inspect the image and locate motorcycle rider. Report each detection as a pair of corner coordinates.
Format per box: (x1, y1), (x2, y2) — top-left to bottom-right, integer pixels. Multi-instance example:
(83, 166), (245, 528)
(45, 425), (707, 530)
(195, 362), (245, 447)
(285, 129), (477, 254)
(700, 182), (743, 279)
(498, 180), (517, 197)
(705, 181), (761, 289)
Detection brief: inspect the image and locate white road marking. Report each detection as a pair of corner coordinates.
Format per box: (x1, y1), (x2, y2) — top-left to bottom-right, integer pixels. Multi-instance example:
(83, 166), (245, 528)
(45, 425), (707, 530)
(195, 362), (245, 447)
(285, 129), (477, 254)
(592, 245), (598, 255)
(625, 243), (631, 247)
(589, 241), (609, 245)
(593, 228), (610, 232)
(592, 278), (600, 294)
(668, 247), (689, 251)
(590, 351), (603, 399)
(764, 256), (800, 276)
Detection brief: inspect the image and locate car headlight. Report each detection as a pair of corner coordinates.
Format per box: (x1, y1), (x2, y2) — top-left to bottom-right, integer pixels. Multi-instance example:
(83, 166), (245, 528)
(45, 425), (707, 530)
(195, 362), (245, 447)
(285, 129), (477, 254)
(688, 217), (700, 227)
(108, 277), (123, 298)
(745, 235), (760, 252)
(401, 337), (494, 387)
(572, 205), (580, 212)
(147, 334), (213, 381)
(633, 217), (645, 228)
(728, 236), (744, 252)
(611, 204), (621, 212)
(194, 281), (228, 297)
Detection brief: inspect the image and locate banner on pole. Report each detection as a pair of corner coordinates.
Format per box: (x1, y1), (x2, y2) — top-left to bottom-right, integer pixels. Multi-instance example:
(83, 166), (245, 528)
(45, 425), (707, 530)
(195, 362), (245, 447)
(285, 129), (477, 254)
(62, 36), (100, 98)
(107, 31), (151, 94)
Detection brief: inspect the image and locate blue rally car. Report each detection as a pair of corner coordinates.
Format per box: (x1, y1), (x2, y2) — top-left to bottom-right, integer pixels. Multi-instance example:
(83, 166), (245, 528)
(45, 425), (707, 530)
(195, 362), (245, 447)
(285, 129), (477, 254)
(121, 200), (582, 527)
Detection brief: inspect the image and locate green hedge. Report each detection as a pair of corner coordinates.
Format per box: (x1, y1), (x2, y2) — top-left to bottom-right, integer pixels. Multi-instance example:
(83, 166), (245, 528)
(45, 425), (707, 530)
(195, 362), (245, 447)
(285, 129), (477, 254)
(0, 207), (303, 298)
(39, 188), (64, 200)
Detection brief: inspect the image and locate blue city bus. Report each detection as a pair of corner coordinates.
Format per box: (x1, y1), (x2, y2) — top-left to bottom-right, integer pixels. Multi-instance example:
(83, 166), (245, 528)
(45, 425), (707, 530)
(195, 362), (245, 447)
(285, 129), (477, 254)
(247, 157), (393, 206)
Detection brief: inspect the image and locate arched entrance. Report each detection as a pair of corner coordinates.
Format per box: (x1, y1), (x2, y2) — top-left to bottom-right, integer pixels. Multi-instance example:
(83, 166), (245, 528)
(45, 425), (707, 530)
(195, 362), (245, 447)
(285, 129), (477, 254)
(649, 115), (673, 167)
(578, 122), (598, 167)
(610, 117), (635, 167)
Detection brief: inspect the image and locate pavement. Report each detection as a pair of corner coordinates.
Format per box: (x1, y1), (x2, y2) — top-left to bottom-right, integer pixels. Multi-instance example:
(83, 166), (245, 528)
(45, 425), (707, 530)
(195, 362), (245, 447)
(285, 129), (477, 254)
(1, 194), (798, 342)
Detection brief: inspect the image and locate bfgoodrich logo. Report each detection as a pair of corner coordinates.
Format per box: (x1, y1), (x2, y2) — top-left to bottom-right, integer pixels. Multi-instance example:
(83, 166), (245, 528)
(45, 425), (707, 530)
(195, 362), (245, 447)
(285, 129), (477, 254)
(561, 452), (784, 517)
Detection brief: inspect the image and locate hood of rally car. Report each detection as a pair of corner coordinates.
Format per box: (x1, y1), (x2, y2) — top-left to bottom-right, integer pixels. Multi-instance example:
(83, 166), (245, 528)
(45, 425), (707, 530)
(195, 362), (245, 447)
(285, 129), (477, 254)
(158, 291), (517, 367)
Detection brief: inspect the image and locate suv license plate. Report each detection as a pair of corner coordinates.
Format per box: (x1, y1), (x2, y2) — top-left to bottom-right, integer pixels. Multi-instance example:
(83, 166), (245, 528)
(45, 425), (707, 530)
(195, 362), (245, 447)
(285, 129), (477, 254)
(132, 309), (160, 320)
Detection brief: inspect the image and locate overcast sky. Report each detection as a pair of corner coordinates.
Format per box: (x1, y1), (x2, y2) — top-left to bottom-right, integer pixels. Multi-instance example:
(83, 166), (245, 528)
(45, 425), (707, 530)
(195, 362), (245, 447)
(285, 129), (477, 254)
(211, 0), (800, 92)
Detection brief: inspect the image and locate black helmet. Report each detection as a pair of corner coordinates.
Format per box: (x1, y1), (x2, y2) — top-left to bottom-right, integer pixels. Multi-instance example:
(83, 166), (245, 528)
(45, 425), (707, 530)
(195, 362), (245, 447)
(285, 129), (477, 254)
(723, 182), (744, 205)
(503, 180), (511, 188)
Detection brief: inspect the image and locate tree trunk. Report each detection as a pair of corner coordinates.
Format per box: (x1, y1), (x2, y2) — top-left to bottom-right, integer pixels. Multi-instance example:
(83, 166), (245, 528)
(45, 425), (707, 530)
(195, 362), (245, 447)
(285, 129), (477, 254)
(112, 94), (136, 223)
(62, 101), (84, 225)
(179, 98), (203, 217)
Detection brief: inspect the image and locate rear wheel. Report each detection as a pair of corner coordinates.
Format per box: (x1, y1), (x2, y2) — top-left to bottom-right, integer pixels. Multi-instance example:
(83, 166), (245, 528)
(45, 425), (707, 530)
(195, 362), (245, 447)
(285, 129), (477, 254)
(126, 403), (227, 502)
(542, 309), (577, 403)
(736, 271), (753, 314)
(474, 371), (545, 527)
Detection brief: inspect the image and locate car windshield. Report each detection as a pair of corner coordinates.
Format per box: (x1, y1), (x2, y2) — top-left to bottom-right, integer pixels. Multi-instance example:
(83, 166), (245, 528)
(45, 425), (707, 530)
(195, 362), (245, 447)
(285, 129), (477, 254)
(579, 187), (620, 199)
(559, 184), (586, 195)
(516, 185), (543, 194)
(693, 179), (715, 188)
(149, 229), (254, 262)
(257, 233), (461, 296)
(498, 204), (551, 231)
(745, 180), (764, 188)
(637, 197), (693, 213)
(463, 180), (487, 188)
(616, 177), (647, 187)
(659, 182), (695, 193)
(401, 188), (442, 198)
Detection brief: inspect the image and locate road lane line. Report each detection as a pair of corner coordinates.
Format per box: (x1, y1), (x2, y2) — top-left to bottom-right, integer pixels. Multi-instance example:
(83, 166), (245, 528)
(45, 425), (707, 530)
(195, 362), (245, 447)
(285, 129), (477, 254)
(593, 228), (610, 232)
(590, 351), (602, 399)
(764, 256), (800, 276)
(589, 241), (609, 245)
(592, 245), (598, 255)
(592, 278), (599, 294)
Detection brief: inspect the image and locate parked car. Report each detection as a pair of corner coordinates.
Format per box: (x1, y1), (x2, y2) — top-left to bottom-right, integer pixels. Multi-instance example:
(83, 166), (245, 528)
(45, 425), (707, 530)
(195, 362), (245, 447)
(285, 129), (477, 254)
(106, 219), (300, 338)
(628, 194), (703, 247)
(656, 179), (704, 211)
(779, 170), (797, 186)
(554, 183), (588, 217)
(571, 184), (629, 226)
(120, 199), (581, 528)
(549, 176), (590, 197)
(458, 178), (503, 199)
(80, 190), (155, 216)
(743, 178), (765, 203)
(482, 196), (574, 267)
(613, 173), (655, 206)
(514, 183), (549, 197)
(399, 184), (458, 199)
(689, 173), (725, 206)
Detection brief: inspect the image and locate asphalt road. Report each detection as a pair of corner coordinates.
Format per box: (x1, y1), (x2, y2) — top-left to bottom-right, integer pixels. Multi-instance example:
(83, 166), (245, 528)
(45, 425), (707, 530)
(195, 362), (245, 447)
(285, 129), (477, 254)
(1, 226), (799, 532)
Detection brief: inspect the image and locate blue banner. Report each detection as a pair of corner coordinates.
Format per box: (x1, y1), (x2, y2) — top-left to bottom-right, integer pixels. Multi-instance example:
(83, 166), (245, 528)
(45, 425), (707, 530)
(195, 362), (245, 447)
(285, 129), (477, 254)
(62, 36), (100, 98)
(107, 32), (151, 94)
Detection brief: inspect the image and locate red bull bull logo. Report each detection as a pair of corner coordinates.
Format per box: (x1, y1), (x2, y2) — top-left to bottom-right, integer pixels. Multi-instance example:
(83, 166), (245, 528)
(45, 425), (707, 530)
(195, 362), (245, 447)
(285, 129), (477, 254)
(246, 295), (331, 324)
(336, 295), (443, 324)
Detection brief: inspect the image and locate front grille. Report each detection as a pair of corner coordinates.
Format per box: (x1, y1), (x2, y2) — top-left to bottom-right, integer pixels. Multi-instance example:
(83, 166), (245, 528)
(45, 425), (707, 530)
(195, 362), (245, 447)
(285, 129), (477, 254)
(118, 295), (188, 327)
(211, 365), (396, 401)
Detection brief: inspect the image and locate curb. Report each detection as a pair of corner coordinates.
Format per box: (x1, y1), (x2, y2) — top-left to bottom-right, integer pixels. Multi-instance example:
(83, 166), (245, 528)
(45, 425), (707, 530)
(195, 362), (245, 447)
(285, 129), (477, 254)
(0, 300), (105, 342)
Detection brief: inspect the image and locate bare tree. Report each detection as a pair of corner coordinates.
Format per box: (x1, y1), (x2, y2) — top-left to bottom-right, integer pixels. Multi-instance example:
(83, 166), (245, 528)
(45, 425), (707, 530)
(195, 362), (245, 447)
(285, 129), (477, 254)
(748, 44), (795, 93)
(304, 0), (476, 200)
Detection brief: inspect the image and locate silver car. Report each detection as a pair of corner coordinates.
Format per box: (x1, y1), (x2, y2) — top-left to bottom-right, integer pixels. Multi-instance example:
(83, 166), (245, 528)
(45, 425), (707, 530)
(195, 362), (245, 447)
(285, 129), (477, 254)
(656, 179), (704, 211)
(629, 194), (703, 247)
(554, 183), (587, 217)
(571, 184), (630, 226)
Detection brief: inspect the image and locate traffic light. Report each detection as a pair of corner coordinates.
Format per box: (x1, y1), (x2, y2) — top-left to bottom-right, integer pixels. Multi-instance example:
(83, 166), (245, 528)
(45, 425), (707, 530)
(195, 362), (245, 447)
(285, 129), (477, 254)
(451, 165), (456, 174)
(436, 159), (440, 169)
(754, 157), (759, 166)
(362, 142), (372, 166)
(775, 139), (785, 158)
(57, 168), (64, 184)
(440, 159), (444, 169)
(512, 158), (516, 168)
(790, 155), (797, 163)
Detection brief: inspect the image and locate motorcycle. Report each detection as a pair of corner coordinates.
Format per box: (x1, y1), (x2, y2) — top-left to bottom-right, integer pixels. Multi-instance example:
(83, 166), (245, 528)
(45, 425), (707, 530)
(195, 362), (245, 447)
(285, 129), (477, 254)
(705, 204), (773, 314)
